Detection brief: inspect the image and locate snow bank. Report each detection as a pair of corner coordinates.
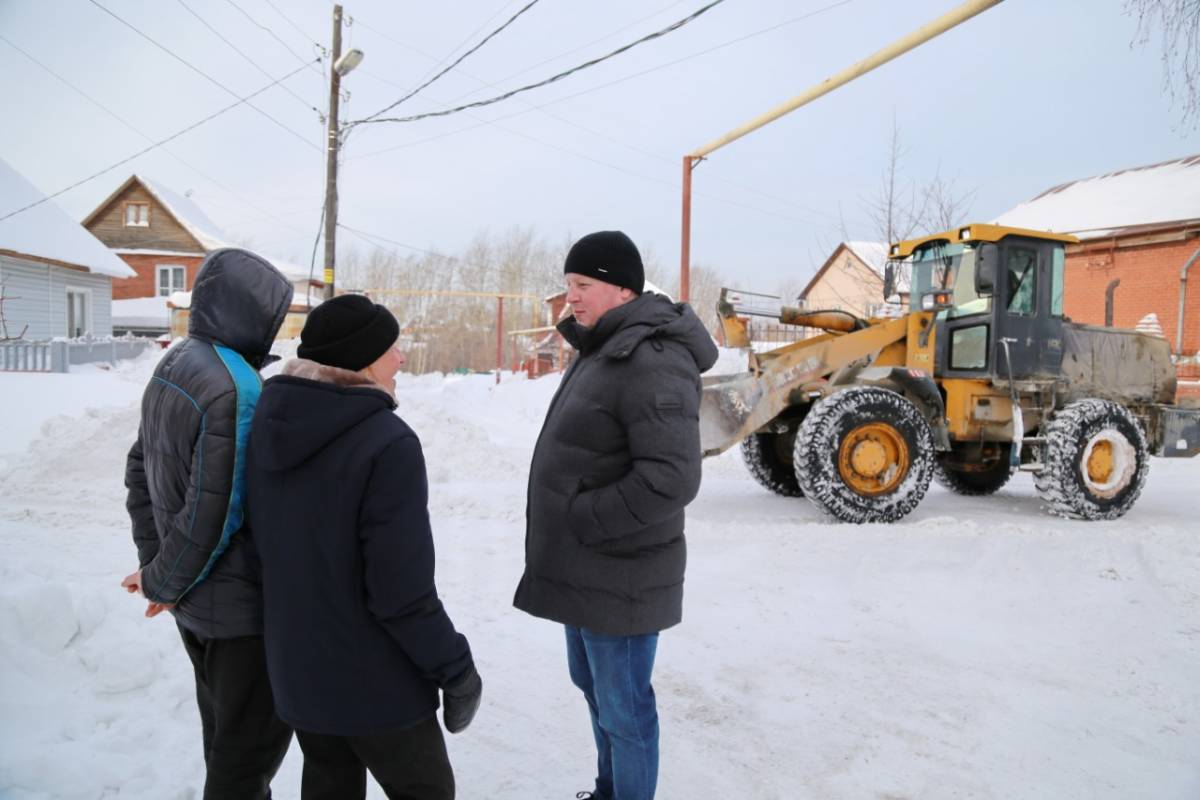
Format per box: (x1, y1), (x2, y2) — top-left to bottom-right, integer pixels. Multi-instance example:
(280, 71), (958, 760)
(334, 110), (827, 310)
(2, 348), (1199, 799)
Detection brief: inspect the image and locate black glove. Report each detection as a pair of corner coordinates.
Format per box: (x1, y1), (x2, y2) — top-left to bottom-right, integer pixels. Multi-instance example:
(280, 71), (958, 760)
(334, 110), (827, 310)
(442, 663), (482, 734)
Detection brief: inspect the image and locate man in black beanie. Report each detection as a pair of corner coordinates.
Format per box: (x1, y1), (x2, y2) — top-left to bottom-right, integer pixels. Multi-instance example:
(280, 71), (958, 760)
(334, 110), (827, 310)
(247, 293), (481, 799)
(514, 230), (718, 800)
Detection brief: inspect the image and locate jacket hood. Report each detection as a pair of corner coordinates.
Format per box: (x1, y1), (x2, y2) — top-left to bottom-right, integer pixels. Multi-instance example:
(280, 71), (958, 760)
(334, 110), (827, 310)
(251, 359), (396, 471)
(559, 292), (719, 372)
(189, 248), (294, 366)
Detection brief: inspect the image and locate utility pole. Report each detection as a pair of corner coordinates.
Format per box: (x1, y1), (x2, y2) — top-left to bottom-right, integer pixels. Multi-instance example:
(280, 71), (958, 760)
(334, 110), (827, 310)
(322, 4), (344, 300)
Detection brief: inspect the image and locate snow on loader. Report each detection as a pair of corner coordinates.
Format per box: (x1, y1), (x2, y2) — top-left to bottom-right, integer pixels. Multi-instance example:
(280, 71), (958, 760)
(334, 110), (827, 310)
(701, 223), (1200, 523)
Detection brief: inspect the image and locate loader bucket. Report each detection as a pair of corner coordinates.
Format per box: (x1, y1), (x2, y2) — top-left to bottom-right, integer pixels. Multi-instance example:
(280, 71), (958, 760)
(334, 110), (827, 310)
(700, 372), (762, 456)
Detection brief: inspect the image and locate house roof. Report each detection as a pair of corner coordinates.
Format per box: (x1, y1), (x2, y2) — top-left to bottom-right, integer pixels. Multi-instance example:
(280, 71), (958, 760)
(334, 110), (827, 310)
(844, 241), (888, 276)
(995, 153), (1200, 240)
(0, 158), (136, 279)
(84, 174), (319, 283)
(799, 241), (886, 300)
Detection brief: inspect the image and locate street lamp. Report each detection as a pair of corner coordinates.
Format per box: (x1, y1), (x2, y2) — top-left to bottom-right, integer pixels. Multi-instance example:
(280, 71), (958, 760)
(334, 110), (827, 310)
(322, 5), (363, 300)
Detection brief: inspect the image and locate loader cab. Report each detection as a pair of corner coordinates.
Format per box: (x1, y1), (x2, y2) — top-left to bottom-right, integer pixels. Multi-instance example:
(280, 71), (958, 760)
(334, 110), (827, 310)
(888, 224), (1078, 383)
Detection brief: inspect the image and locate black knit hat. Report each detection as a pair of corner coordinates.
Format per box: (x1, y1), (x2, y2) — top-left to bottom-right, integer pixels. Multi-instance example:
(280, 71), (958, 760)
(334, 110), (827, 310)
(298, 294), (399, 371)
(563, 230), (644, 294)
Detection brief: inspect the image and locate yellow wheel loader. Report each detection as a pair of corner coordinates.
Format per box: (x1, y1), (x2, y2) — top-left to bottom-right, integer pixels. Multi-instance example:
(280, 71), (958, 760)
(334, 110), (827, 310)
(701, 224), (1200, 523)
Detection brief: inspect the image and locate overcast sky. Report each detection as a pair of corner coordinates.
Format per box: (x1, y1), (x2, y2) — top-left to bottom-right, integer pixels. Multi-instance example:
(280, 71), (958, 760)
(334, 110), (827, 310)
(2, 0), (1198, 292)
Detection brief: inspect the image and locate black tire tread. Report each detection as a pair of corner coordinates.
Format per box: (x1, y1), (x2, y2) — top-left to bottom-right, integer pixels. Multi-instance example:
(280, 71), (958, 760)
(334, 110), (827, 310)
(794, 386), (934, 523)
(741, 432), (803, 497)
(1033, 398), (1149, 520)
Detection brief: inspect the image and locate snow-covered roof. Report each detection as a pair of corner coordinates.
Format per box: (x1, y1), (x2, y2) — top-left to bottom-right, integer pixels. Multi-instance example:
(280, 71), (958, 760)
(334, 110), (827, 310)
(111, 295), (171, 328)
(0, 158), (135, 279)
(138, 176), (229, 253)
(844, 241), (888, 277)
(89, 174), (318, 283)
(995, 154), (1200, 239)
(164, 287), (320, 311)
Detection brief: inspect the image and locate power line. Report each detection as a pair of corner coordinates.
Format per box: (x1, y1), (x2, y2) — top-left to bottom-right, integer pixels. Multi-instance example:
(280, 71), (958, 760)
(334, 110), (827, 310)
(349, 0), (728, 127)
(86, 0), (322, 153)
(0, 61), (317, 223)
(223, 0), (324, 76)
(260, 0), (321, 47)
(406, 0), (525, 88)
(351, 0), (853, 161)
(347, 3), (841, 223)
(0, 32), (322, 238)
(444, 0), (692, 105)
(176, 0), (321, 115)
(358, 0), (541, 123)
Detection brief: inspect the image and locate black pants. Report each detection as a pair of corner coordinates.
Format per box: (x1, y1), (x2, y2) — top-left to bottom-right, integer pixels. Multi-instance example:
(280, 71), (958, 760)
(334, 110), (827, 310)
(295, 715), (455, 800)
(178, 624), (294, 800)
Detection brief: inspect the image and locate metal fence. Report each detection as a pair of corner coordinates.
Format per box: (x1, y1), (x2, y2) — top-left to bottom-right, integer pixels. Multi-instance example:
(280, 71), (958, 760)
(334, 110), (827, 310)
(0, 337), (156, 373)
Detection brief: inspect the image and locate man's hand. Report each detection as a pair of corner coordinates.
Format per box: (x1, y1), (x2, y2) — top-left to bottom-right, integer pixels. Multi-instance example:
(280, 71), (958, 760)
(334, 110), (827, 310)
(442, 664), (482, 734)
(121, 569), (144, 595)
(121, 569), (174, 618)
(144, 602), (173, 618)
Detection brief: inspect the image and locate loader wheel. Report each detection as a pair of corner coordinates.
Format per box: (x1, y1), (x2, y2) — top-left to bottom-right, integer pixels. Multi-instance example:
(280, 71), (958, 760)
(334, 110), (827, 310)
(794, 387), (933, 523)
(934, 445), (1014, 496)
(1034, 399), (1149, 520)
(741, 430), (803, 497)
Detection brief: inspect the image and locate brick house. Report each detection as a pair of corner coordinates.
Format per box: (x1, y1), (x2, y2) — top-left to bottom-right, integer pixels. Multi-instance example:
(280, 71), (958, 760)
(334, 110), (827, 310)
(996, 155), (1199, 354)
(82, 175), (322, 335)
(995, 154), (1200, 399)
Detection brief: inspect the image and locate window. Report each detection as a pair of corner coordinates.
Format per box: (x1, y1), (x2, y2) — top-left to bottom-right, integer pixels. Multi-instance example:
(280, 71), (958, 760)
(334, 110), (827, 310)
(124, 202), (150, 227)
(157, 265), (186, 297)
(1050, 247), (1064, 316)
(950, 324), (989, 370)
(1005, 247), (1037, 316)
(66, 288), (90, 338)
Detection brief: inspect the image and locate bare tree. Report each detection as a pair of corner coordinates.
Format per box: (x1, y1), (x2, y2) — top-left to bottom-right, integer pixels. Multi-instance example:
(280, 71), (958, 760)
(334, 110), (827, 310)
(1127, 0), (1200, 127)
(0, 279), (28, 342)
(863, 117), (928, 246)
(920, 166), (978, 233)
(863, 119), (977, 246)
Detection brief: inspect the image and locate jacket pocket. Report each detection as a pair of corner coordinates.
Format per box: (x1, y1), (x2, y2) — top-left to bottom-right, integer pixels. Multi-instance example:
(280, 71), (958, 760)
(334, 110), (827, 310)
(567, 478), (597, 546)
(655, 392), (683, 413)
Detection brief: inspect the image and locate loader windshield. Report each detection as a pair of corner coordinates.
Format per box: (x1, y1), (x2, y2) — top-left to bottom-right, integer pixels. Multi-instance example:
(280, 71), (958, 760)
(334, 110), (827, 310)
(907, 241), (990, 318)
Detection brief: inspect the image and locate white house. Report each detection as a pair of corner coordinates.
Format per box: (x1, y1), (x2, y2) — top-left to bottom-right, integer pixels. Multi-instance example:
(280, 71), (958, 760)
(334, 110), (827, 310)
(0, 158), (134, 340)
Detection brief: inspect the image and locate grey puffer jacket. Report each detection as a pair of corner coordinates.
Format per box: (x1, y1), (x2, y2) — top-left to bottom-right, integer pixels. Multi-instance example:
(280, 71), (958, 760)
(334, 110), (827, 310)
(513, 292), (718, 636)
(124, 248), (293, 638)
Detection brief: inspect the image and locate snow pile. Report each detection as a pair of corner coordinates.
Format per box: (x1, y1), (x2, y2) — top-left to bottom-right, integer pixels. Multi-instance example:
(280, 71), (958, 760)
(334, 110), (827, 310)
(1136, 312), (1166, 339)
(2, 350), (1200, 798)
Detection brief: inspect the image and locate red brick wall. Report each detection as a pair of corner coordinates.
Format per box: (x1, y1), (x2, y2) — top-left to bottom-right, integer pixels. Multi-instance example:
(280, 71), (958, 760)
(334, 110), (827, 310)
(112, 253), (205, 300)
(1064, 238), (1200, 356)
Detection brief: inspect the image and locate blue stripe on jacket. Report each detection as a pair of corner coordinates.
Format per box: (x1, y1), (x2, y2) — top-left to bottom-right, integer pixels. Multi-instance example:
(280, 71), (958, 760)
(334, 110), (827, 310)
(181, 344), (262, 594)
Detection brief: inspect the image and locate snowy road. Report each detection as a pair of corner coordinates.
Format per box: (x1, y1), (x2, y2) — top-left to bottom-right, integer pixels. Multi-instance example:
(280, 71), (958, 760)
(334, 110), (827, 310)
(1, 352), (1198, 799)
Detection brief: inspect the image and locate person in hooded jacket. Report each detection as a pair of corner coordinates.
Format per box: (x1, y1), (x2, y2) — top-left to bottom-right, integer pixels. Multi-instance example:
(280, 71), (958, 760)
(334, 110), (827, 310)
(513, 230), (719, 800)
(122, 248), (295, 799)
(245, 294), (481, 800)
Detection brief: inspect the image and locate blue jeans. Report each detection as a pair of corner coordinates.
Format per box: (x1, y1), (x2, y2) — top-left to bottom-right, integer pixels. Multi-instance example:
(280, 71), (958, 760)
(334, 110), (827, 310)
(565, 625), (660, 800)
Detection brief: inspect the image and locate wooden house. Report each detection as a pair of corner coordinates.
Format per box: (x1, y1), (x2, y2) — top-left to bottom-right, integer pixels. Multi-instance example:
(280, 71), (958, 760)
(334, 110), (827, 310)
(82, 175), (322, 336)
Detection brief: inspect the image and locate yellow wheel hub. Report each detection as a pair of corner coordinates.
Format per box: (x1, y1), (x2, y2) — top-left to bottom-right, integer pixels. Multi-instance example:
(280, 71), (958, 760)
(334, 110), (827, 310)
(1086, 439), (1114, 484)
(838, 423), (909, 496)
